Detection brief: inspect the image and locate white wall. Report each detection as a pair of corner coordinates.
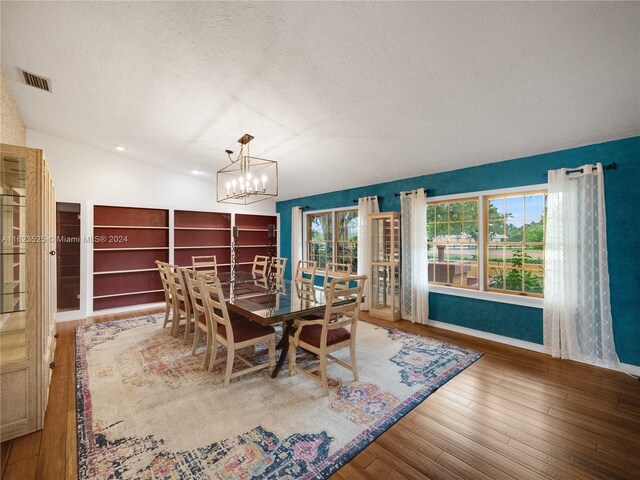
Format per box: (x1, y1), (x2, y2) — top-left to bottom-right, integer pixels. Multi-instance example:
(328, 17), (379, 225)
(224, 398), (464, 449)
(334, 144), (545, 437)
(26, 129), (276, 321)
(1, 70), (26, 146)
(26, 129), (275, 213)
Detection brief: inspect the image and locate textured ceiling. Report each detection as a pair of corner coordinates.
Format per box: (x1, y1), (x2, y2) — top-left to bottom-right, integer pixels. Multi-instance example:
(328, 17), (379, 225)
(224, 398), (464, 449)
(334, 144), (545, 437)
(1, 1), (639, 200)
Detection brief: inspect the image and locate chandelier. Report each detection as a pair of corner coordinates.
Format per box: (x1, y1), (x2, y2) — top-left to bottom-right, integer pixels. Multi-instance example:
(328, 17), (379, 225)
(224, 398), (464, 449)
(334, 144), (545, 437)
(216, 134), (278, 204)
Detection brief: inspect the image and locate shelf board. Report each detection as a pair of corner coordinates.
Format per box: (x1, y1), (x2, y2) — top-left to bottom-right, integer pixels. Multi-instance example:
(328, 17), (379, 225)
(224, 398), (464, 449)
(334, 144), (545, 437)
(93, 247), (169, 251)
(174, 245), (230, 250)
(93, 289), (163, 299)
(94, 268), (158, 275)
(174, 227), (231, 231)
(94, 225), (169, 230)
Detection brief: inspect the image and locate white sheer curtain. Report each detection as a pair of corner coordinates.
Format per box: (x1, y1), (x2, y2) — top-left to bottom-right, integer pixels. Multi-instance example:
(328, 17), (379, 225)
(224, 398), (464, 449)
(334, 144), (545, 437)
(400, 188), (428, 324)
(357, 196), (379, 310)
(291, 207), (303, 279)
(543, 163), (620, 369)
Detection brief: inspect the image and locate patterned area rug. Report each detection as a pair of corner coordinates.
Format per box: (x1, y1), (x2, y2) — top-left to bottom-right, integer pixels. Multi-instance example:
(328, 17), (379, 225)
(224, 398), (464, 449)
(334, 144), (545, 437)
(76, 314), (481, 479)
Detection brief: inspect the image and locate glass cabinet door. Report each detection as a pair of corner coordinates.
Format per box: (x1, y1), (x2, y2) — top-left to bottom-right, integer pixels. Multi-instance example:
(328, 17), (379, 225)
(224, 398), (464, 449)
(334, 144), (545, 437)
(0, 153), (27, 364)
(372, 217), (393, 263)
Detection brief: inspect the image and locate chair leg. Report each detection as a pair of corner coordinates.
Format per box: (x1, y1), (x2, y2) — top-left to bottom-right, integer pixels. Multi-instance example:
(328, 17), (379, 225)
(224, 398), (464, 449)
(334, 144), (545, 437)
(203, 329), (212, 369)
(319, 354), (329, 396)
(171, 309), (180, 337)
(350, 341), (359, 382)
(288, 339), (297, 376)
(268, 337), (276, 371)
(183, 316), (191, 345)
(223, 347), (234, 387)
(191, 324), (200, 355)
(208, 337), (218, 372)
(162, 304), (170, 328)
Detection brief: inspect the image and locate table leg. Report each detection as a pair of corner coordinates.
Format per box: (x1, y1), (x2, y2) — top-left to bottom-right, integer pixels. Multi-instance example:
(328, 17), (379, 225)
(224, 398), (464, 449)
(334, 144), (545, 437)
(272, 320), (294, 378)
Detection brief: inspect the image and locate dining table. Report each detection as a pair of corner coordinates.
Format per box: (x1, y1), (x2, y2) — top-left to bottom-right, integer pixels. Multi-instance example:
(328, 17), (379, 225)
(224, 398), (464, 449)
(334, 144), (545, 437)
(211, 271), (358, 378)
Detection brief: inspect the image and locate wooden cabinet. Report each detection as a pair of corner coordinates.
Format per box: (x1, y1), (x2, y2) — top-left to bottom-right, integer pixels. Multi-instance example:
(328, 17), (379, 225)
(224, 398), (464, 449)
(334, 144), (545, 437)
(369, 212), (401, 321)
(234, 213), (278, 272)
(92, 206), (169, 310)
(174, 210), (232, 272)
(0, 144), (56, 442)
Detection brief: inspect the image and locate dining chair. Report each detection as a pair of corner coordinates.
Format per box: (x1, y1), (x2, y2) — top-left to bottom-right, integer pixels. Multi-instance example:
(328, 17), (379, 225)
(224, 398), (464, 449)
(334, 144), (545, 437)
(270, 257), (288, 281)
(199, 275), (276, 386)
(288, 275), (367, 396)
(192, 255), (217, 276)
(165, 263), (194, 344)
(155, 260), (173, 329)
(251, 255), (269, 278)
(295, 260), (317, 288)
(184, 269), (215, 366)
(322, 262), (353, 291)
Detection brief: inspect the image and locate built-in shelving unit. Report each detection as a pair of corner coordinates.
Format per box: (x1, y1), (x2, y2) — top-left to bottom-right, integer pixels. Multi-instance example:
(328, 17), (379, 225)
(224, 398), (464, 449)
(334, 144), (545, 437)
(56, 203), (80, 311)
(234, 214), (278, 272)
(92, 206), (169, 310)
(89, 208), (278, 311)
(174, 210), (232, 270)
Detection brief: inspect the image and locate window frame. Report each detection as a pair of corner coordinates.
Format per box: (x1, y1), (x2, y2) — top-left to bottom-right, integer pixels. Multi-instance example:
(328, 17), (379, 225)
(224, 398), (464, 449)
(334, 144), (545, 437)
(483, 190), (546, 298)
(303, 206), (359, 274)
(427, 184), (547, 309)
(306, 211), (334, 270)
(427, 197), (480, 291)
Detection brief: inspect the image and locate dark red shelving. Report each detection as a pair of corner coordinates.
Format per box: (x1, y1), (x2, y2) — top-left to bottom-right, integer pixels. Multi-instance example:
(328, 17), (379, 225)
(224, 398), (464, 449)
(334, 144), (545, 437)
(92, 206), (169, 311)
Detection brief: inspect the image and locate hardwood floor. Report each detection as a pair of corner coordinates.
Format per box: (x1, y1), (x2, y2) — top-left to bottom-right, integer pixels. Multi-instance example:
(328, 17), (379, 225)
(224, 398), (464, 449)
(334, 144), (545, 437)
(2, 309), (639, 479)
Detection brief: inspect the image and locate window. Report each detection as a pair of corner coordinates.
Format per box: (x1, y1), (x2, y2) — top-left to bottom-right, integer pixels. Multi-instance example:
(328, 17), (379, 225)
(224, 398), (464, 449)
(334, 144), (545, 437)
(306, 209), (358, 271)
(336, 210), (359, 271)
(485, 191), (545, 297)
(427, 198), (479, 289)
(427, 188), (547, 300)
(307, 212), (333, 269)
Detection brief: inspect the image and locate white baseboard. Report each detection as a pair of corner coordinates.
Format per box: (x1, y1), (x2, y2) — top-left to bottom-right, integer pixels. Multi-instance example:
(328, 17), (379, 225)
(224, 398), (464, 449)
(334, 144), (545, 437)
(56, 310), (87, 322)
(55, 302), (164, 322)
(428, 320), (545, 353)
(428, 319), (640, 377)
(620, 363), (640, 376)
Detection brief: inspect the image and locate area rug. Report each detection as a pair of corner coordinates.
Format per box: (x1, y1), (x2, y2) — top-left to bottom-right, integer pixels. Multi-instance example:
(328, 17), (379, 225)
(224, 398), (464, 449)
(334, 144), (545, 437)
(76, 314), (481, 479)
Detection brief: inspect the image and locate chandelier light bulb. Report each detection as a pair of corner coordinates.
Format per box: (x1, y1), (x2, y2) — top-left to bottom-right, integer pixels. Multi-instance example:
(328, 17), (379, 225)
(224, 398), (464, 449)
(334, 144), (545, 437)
(261, 175), (267, 190)
(253, 178), (259, 191)
(226, 182), (230, 196)
(231, 179), (237, 194)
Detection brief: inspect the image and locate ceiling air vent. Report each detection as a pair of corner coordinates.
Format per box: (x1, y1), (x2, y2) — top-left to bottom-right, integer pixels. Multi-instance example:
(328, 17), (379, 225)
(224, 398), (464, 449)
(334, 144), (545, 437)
(21, 70), (51, 92)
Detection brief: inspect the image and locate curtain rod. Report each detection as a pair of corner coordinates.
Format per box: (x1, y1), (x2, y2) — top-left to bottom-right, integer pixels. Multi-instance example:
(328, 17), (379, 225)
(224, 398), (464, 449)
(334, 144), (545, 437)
(394, 189), (429, 197)
(294, 205), (310, 210)
(352, 195), (383, 204)
(543, 162), (616, 177)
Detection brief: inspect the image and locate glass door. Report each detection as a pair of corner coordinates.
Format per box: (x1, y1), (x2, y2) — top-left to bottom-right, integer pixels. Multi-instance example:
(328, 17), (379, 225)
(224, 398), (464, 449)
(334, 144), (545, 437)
(0, 153), (27, 364)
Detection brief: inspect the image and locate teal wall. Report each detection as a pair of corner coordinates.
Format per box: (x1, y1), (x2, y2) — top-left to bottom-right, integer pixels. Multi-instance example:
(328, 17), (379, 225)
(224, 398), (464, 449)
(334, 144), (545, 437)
(276, 137), (640, 367)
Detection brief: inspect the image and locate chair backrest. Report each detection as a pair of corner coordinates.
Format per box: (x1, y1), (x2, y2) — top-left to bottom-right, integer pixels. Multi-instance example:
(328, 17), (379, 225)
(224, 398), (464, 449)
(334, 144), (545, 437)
(183, 267), (206, 318)
(295, 260), (317, 286)
(322, 262), (353, 291)
(192, 255), (217, 276)
(166, 263), (190, 313)
(252, 255), (269, 277)
(322, 275), (367, 338)
(270, 257), (288, 281)
(199, 274), (234, 344)
(156, 260), (171, 302)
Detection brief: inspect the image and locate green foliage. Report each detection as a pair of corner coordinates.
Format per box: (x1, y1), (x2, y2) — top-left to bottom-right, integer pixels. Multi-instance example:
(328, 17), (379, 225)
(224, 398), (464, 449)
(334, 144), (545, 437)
(488, 250), (543, 294)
